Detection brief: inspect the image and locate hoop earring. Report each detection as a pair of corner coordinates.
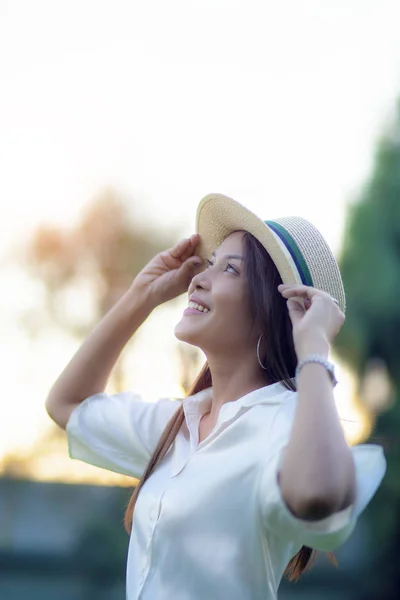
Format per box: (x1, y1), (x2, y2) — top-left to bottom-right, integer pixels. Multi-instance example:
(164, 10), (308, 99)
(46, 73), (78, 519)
(257, 334), (268, 370)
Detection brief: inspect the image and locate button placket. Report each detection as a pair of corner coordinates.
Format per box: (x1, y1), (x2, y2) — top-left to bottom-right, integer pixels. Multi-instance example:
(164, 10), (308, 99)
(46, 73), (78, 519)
(138, 506), (160, 593)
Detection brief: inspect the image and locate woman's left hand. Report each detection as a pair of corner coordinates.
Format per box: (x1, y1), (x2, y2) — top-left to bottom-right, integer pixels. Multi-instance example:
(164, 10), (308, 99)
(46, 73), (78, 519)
(278, 284), (345, 357)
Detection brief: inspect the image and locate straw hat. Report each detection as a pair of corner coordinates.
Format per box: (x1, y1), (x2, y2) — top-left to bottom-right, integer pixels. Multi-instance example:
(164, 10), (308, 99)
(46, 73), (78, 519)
(195, 193), (346, 313)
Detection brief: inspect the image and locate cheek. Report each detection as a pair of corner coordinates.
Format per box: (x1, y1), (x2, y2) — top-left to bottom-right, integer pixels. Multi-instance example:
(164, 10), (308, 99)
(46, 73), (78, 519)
(214, 295), (249, 326)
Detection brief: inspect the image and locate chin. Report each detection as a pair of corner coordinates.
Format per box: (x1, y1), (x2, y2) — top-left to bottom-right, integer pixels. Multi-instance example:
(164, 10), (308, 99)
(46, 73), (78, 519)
(174, 319), (201, 346)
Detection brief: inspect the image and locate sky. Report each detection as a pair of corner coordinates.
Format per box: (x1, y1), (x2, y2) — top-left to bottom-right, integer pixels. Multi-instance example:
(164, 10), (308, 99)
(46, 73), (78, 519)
(0, 1), (399, 471)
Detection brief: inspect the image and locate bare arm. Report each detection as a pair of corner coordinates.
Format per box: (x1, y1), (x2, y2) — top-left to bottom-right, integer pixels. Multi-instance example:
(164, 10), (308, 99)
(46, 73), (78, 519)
(45, 288), (153, 429)
(279, 338), (356, 520)
(277, 284), (356, 520)
(45, 233), (202, 430)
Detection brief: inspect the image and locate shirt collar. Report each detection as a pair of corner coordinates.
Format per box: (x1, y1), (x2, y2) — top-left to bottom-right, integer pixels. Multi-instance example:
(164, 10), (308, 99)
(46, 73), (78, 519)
(183, 380), (293, 420)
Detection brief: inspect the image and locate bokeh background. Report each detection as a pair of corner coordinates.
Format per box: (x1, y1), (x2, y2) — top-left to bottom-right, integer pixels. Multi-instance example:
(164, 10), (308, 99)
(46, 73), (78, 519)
(1, 1), (399, 598)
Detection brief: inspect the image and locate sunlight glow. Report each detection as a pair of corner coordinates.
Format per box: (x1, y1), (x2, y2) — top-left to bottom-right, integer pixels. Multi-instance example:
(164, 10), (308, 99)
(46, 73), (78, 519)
(1, 0), (398, 483)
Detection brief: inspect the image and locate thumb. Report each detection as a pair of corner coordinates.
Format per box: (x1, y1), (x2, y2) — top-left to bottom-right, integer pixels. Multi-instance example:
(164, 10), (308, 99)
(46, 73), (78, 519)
(177, 256), (203, 281)
(183, 256), (203, 271)
(286, 298), (305, 327)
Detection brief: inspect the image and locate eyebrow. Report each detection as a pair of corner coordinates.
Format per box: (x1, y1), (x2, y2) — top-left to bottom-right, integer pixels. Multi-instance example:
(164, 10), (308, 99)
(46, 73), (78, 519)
(210, 251), (244, 261)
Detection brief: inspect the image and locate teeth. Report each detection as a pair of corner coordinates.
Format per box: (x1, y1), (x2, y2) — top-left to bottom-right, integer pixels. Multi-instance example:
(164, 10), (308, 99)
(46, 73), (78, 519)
(188, 301), (209, 313)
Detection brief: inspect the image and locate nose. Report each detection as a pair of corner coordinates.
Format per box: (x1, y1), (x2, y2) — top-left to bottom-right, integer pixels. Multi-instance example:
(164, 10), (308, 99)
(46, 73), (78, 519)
(188, 269), (210, 297)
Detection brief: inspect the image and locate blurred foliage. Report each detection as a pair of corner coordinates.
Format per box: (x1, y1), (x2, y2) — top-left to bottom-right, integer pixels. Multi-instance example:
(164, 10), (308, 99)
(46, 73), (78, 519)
(17, 187), (198, 392)
(0, 478), (130, 600)
(335, 137), (400, 381)
(21, 188), (176, 336)
(333, 102), (400, 598)
(73, 486), (130, 578)
(2, 188), (202, 479)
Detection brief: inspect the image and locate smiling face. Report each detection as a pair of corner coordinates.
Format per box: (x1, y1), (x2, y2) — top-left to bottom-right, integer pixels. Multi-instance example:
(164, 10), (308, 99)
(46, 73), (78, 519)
(174, 231), (257, 355)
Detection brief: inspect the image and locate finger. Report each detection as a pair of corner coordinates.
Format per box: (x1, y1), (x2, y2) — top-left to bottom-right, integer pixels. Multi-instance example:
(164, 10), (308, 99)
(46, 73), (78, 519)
(171, 234), (201, 261)
(186, 255), (202, 268)
(179, 256), (203, 284)
(181, 234), (201, 262)
(278, 285), (314, 311)
(170, 238), (191, 259)
(278, 284), (328, 300)
(282, 287), (340, 311)
(286, 297), (305, 313)
(278, 284), (312, 296)
(286, 298), (305, 326)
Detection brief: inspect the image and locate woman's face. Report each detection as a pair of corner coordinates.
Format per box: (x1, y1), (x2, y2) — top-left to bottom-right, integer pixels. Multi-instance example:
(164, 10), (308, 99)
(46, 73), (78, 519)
(174, 231), (257, 354)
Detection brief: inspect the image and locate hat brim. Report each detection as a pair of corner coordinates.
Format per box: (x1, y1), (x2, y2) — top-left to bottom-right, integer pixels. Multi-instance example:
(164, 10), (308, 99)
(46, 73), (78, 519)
(195, 193), (303, 286)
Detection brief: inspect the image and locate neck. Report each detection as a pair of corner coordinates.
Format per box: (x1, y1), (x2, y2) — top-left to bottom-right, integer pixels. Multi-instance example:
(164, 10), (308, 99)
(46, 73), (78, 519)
(202, 352), (271, 422)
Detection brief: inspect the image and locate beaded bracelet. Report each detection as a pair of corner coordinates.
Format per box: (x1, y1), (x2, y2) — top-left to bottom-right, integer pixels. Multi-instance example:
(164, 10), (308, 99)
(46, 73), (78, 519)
(295, 354), (338, 388)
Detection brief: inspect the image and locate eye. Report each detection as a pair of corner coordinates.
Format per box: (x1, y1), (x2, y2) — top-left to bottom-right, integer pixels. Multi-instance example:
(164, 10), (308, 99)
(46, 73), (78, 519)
(206, 260), (239, 274)
(226, 263), (239, 274)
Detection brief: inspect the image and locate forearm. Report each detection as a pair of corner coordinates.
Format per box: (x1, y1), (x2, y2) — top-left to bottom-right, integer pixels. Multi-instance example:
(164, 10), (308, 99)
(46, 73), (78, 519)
(279, 338), (356, 519)
(46, 286), (153, 410)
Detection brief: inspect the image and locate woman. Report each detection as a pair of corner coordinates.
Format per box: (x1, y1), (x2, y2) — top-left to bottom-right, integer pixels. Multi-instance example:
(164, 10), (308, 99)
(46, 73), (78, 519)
(46, 193), (386, 600)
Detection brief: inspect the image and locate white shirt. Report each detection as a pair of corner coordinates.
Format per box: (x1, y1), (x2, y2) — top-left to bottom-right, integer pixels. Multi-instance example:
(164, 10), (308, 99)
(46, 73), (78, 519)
(66, 381), (386, 600)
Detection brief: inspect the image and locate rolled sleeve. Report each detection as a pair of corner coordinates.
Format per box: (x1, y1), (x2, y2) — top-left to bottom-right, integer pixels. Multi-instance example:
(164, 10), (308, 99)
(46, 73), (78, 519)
(66, 391), (182, 478)
(259, 442), (387, 551)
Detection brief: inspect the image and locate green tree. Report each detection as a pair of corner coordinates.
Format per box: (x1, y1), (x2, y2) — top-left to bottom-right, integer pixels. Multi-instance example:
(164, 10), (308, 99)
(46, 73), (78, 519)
(333, 103), (400, 599)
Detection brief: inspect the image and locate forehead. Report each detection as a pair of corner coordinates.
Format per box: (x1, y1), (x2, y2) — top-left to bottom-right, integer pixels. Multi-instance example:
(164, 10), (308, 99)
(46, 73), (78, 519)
(214, 231), (245, 255)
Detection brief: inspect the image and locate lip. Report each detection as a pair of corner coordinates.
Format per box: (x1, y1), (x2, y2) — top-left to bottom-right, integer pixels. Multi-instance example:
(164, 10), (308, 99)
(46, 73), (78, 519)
(183, 307), (209, 316)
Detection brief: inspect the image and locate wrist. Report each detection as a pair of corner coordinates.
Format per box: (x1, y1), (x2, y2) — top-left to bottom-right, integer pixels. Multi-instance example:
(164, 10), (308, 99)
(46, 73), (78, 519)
(295, 333), (330, 361)
(295, 355), (338, 387)
(123, 285), (155, 318)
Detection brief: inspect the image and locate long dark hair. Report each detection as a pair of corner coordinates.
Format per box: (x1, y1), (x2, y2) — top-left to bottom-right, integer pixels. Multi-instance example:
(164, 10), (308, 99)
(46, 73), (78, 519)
(124, 230), (338, 582)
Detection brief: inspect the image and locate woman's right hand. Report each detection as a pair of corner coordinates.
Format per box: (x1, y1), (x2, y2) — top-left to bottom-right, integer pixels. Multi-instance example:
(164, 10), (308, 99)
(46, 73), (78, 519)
(130, 234), (203, 308)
